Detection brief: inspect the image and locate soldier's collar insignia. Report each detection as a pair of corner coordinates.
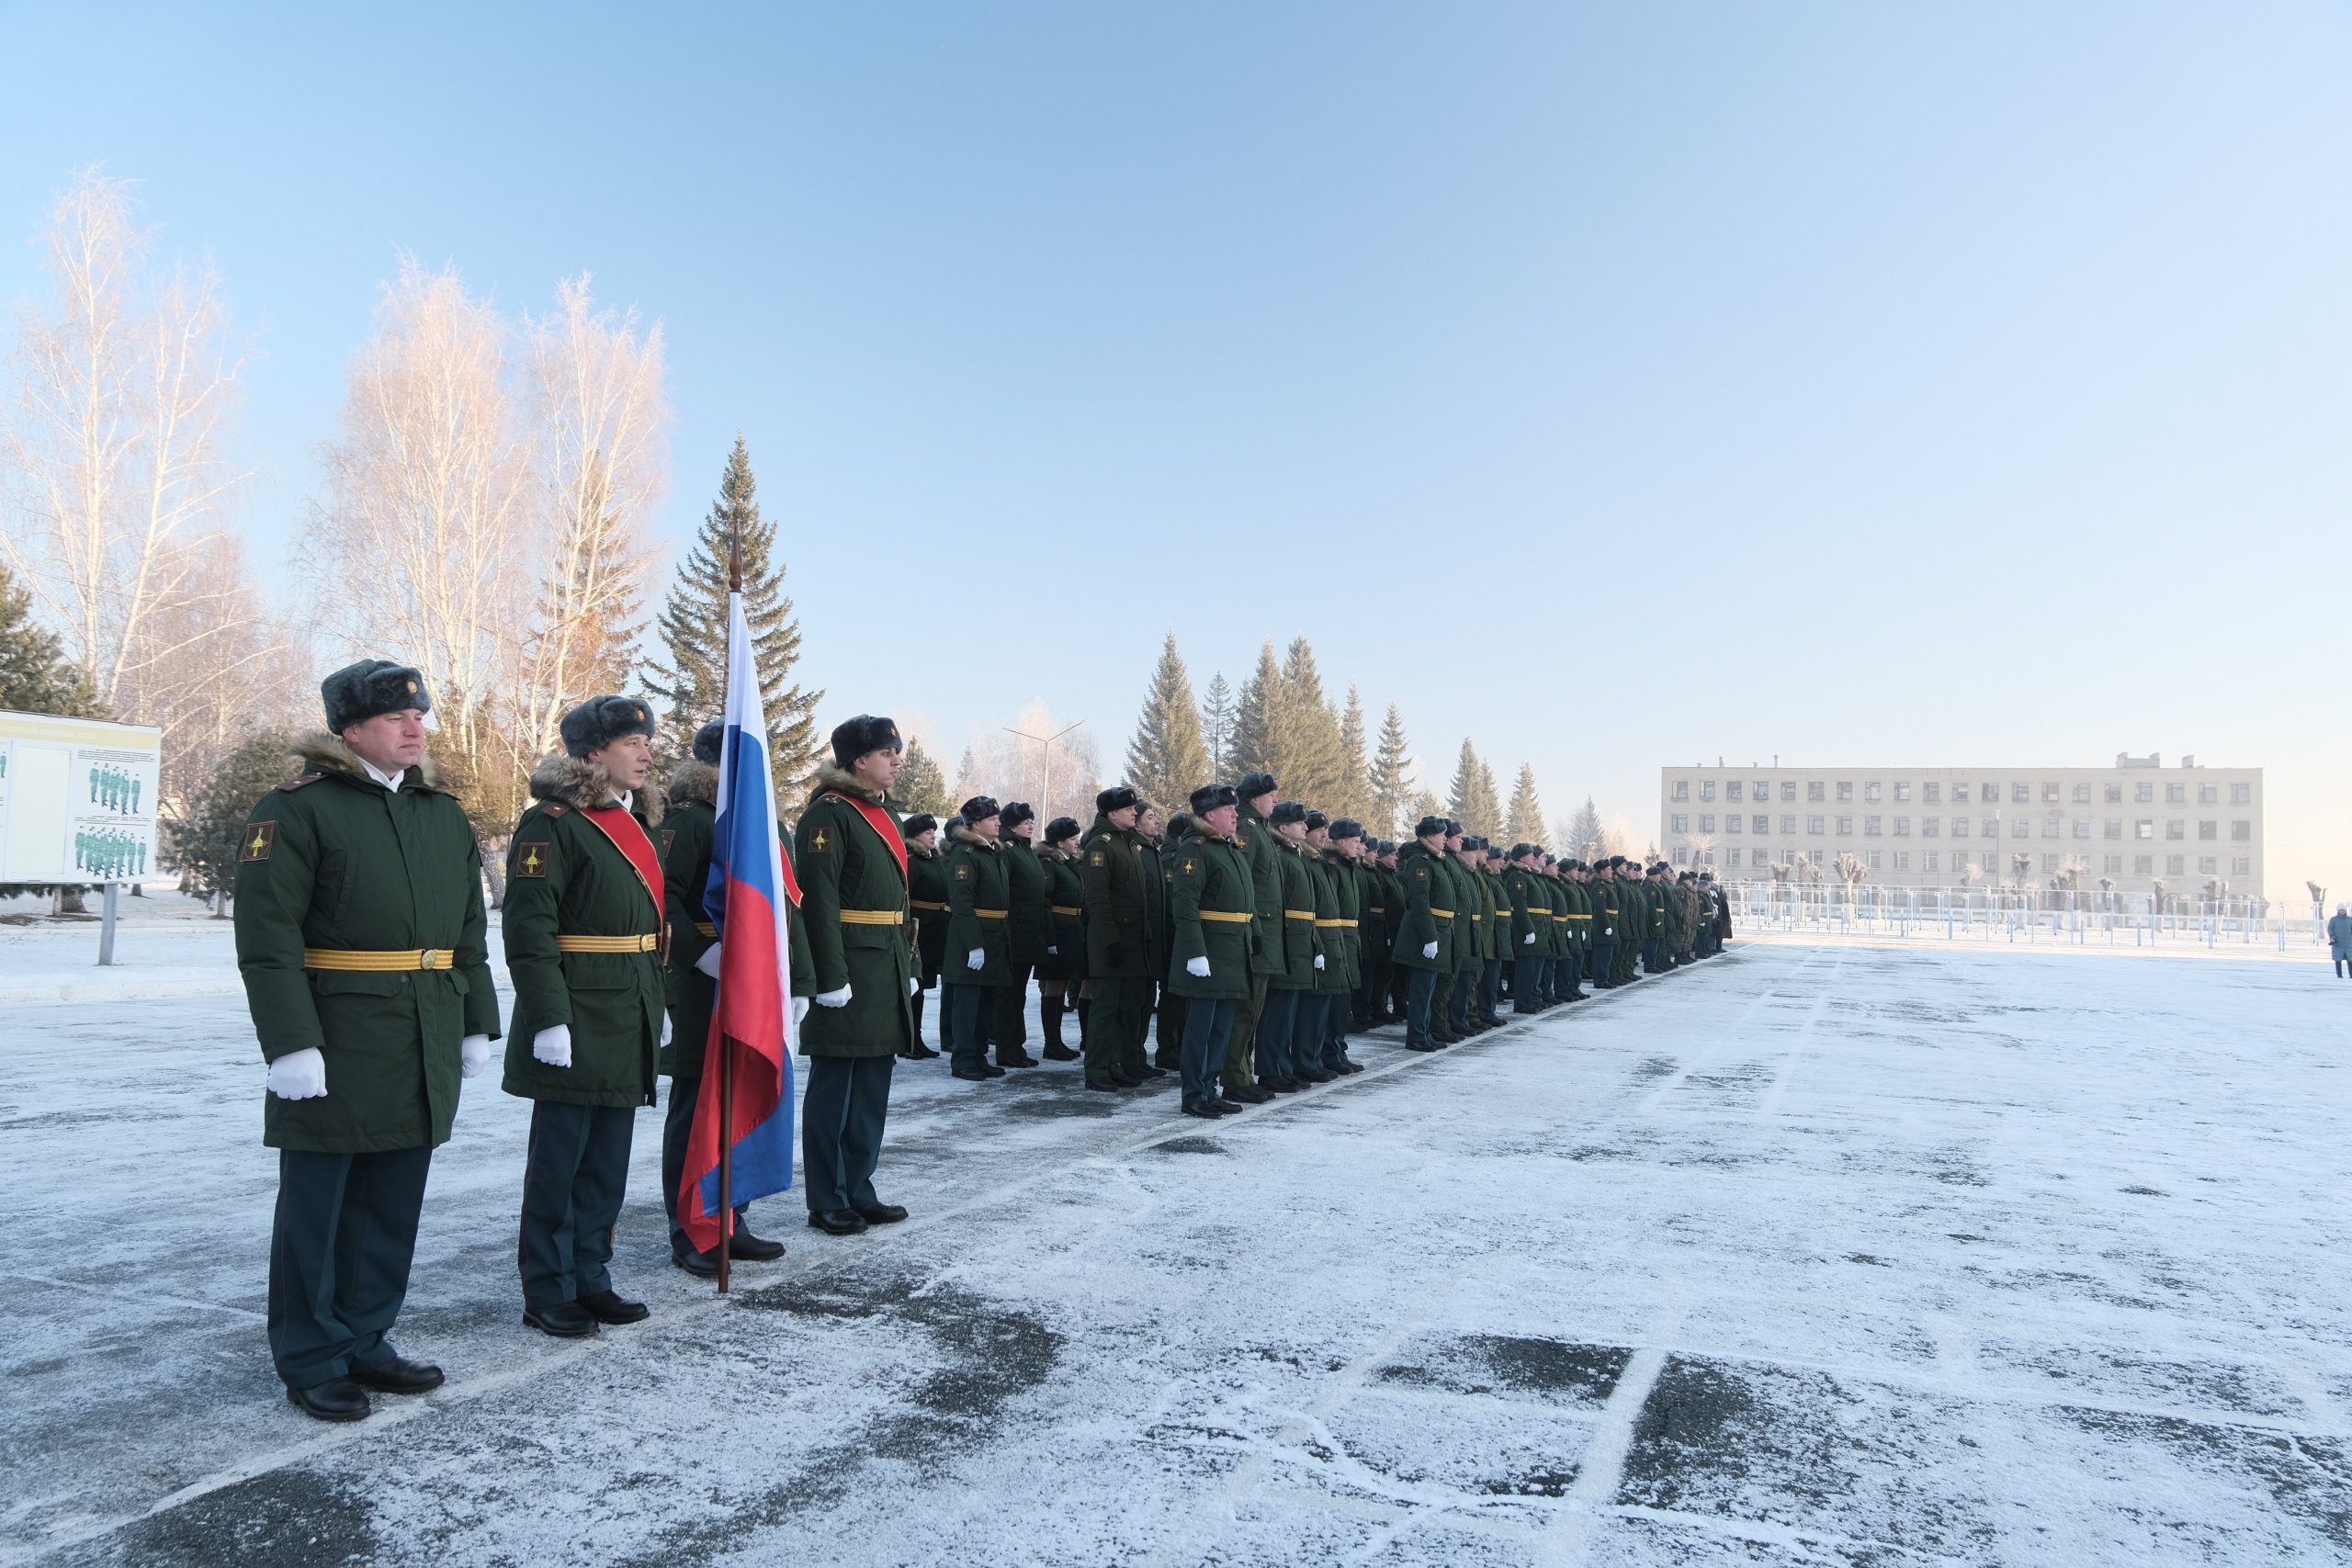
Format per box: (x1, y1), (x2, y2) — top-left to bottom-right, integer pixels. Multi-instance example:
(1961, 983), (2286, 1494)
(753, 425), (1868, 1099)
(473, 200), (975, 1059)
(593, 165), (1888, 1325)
(242, 821), (277, 862)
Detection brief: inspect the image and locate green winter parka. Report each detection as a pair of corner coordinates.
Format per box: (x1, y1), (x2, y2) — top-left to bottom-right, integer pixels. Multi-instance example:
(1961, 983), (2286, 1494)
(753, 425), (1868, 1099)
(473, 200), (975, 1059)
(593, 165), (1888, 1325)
(1167, 825), (1256, 999)
(1390, 840), (1450, 972)
(944, 823), (1016, 987)
(658, 759), (816, 1078)
(1079, 815), (1154, 978)
(794, 766), (918, 1057)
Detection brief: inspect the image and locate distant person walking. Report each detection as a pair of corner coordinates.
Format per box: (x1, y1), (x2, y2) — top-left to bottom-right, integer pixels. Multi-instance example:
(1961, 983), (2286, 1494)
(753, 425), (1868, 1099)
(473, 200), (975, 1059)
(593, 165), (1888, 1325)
(2329, 906), (2352, 978)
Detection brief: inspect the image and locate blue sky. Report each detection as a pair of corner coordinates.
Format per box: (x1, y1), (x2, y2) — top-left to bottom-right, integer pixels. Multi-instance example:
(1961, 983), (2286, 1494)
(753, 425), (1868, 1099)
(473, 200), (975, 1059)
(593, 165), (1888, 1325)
(3, 3), (2346, 895)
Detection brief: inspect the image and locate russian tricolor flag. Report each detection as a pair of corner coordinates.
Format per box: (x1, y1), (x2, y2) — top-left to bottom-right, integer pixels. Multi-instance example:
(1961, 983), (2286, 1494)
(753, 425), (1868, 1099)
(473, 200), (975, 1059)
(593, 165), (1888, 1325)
(677, 590), (797, 1255)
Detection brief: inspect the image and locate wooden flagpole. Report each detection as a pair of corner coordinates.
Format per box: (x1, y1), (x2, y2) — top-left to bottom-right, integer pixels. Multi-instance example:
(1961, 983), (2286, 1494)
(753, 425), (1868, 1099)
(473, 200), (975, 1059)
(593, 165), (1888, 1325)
(718, 525), (743, 1294)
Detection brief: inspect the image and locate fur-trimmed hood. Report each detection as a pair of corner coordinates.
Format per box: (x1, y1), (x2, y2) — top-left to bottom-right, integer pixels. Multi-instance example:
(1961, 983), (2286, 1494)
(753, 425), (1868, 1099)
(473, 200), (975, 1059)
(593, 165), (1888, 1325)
(1037, 841), (1078, 864)
(530, 752), (664, 827)
(293, 732), (447, 793)
(809, 763), (884, 806)
(666, 758), (718, 809)
(949, 823), (1001, 852)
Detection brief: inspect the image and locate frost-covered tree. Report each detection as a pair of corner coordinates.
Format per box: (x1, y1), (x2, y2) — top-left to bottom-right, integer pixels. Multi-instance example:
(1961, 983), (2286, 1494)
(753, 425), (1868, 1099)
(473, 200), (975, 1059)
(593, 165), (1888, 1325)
(1125, 632), (1211, 814)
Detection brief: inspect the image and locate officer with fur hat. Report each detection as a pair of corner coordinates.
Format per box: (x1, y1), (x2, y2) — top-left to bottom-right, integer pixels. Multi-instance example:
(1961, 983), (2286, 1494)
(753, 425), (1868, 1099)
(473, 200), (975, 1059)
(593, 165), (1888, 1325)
(901, 813), (948, 1052)
(1168, 784), (1255, 1116)
(503, 694), (667, 1337)
(1035, 815), (1088, 1060)
(1078, 785), (1155, 1090)
(993, 802), (1048, 1068)
(234, 659), (500, 1420)
(1390, 816), (1453, 1050)
(656, 718), (810, 1278)
(1257, 801), (1322, 1090)
(944, 794), (1016, 1080)
(1225, 770), (1283, 1104)
(796, 715), (919, 1235)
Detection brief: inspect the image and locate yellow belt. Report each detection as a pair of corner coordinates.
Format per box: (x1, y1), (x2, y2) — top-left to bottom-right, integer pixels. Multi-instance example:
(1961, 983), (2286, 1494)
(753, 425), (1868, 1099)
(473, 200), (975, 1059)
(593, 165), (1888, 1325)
(1471, 913), (1484, 921)
(304, 947), (452, 972)
(911, 898), (947, 912)
(1553, 915), (1570, 922)
(1284, 908), (1316, 920)
(1431, 908), (1454, 918)
(693, 921), (717, 937)
(1051, 905), (1082, 917)
(1200, 909), (1252, 923)
(973, 908), (1009, 919)
(555, 933), (660, 953)
(1569, 913), (1591, 919)
(839, 908), (903, 926)
(1316, 919), (1355, 929)
(1368, 906), (1385, 913)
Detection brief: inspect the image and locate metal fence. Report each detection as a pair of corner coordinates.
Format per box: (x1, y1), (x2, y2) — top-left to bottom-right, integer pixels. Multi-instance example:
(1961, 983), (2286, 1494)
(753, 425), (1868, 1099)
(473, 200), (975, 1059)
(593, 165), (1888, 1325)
(1716, 881), (2332, 952)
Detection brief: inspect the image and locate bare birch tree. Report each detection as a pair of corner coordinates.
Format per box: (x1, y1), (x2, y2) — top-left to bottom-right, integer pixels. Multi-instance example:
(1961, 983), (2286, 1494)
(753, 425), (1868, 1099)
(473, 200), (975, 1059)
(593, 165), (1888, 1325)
(1, 170), (249, 714)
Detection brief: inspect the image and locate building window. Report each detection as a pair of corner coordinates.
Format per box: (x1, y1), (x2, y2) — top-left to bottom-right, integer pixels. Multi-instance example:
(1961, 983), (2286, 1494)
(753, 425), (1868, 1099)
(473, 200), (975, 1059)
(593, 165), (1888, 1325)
(2013, 819), (2031, 839)
(2104, 854), (2122, 874)
(2135, 820), (2154, 840)
(2199, 820), (2216, 840)
(2008, 782), (2028, 803)
(2134, 855), (2154, 874)
(1723, 815), (1739, 835)
(1894, 850), (1910, 871)
(1809, 815), (1826, 835)
(2106, 784), (2122, 803)
(1727, 782), (1743, 803)
(2073, 783), (2091, 804)
(2135, 783), (2154, 803)
(1923, 783), (1940, 803)
(1924, 852), (1939, 872)
(1671, 781), (1689, 802)
(2232, 855), (2251, 875)
(1978, 784), (1997, 803)
(2041, 854), (2059, 874)
(2198, 856), (2217, 875)
(1894, 816), (1910, 836)
(1867, 851), (1883, 870)
(2231, 783), (2251, 805)
(2165, 783), (2185, 804)
(2041, 783), (2059, 803)
(2165, 820), (2184, 840)
(1753, 779), (1768, 799)
(1700, 780), (1715, 801)
(2105, 819), (2122, 840)
(1781, 815), (1797, 834)
(1836, 816), (1854, 836)
(1697, 814), (1714, 832)
(1894, 782), (1910, 802)
(2199, 783), (2218, 805)
(1807, 781), (1825, 802)
(1860, 816), (1878, 836)
(1781, 782), (1797, 801)
(1670, 814), (1688, 833)
(1864, 782), (1883, 803)
(1753, 815), (1769, 833)
(2072, 818), (2090, 840)
(2231, 820), (2251, 841)
(2165, 854), (2185, 875)
(2041, 818), (2060, 839)
(1922, 818), (1939, 838)
(1836, 782), (1853, 802)
(1952, 818), (1970, 838)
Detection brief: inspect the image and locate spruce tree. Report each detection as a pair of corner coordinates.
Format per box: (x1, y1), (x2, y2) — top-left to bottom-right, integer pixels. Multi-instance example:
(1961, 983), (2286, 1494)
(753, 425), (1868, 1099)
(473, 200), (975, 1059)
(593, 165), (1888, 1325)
(1446, 739), (1502, 837)
(167, 730), (301, 912)
(1504, 763), (1545, 847)
(896, 738), (951, 815)
(644, 436), (823, 793)
(1275, 636), (1345, 805)
(1125, 632), (1212, 816)
(1367, 703), (1413, 840)
(1566, 795), (1606, 862)
(0, 560), (100, 716)
(1229, 641), (1282, 782)
(1476, 758), (1502, 838)
(1199, 671), (1234, 778)
(1336, 683), (1369, 823)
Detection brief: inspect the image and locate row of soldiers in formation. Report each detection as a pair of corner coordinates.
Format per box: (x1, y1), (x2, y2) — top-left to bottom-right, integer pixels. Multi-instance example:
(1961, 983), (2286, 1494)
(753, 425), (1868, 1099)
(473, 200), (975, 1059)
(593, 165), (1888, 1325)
(892, 771), (1733, 1117)
(231, 659), (1730, 1422)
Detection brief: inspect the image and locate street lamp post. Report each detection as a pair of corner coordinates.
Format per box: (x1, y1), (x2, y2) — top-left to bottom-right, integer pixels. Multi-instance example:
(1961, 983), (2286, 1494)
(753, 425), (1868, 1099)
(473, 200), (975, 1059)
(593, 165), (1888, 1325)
(1003, 719), (1085, 819)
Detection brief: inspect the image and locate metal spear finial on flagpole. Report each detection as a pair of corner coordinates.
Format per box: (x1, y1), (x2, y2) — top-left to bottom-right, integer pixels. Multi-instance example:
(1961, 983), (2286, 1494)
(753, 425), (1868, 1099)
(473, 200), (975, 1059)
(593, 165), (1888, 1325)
(718, 517), (741, 1293)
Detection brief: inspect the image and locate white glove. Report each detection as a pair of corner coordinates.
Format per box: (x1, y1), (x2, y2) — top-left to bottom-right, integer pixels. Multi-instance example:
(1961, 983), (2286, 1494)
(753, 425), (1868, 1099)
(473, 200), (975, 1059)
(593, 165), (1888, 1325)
(695, 945), (721, 978)
(1046, 944), (1057, 955)
(662, 1015), (673, 1047)
(1604, 925), (1614, 936)
(814, 984), (852, 1008)
(908, 975), (920, 996)
(790, 996), (810, 1029)
(1186, 955), (1211, 978)
(266, 1046), (328, 1100)
(532, 1024), (572, 1068)
(1313, 953), (1325, 971)
(1523, 932), (1536, 946)
(1422, 942), (1439, 959)
(967, 948), (985, 971)
(459, 1033), (492, 1077)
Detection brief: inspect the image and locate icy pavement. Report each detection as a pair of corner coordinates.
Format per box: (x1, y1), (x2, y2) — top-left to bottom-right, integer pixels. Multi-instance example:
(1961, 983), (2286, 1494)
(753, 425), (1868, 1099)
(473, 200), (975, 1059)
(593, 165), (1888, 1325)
(5, 943), (2350, 1567)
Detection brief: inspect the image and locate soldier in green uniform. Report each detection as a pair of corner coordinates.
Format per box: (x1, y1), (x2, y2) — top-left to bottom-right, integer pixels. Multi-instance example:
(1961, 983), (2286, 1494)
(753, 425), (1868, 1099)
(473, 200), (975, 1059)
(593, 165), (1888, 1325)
(796, 716), (919, 1235)
(903, 814), (947, 1055)
(1168, 784), (1254, 1117)
(1036, 816), (1087, 1061)
(1645, 863), (1676, 974)
(944, 795), (1016, 1081)
(1472, 838), (1507, 1026)
(1257, 802), (1322, 1090)
(1078, 786), (1154, 1091)
(993, 803), (1047, 1068)
(1503, 844), (1547, 1015)
(1224, 771), (1282, 1104)
(1440, 823), (1481, 1038)
(1392, 816), (1452, 1051)
(503, 695), (667, 1338)
(1129, 801), (1170, 1079)
(235, 659), (499, 1421)
(1351, 835), (1389, 1031)
(1380, 840), (1410, 1024)
(1314, 818), (1369, 1074)
(1590, 858), (1623, 988)
(1153, 807), (1189, 1069)
(1556, 858), (1592, 1001)
(656, 719), (808, 1278)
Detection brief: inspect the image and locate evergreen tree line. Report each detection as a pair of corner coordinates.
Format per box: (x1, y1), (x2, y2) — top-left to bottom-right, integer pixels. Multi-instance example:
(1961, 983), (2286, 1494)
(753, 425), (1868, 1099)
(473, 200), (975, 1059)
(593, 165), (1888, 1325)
(1120, 630), (1609, 854)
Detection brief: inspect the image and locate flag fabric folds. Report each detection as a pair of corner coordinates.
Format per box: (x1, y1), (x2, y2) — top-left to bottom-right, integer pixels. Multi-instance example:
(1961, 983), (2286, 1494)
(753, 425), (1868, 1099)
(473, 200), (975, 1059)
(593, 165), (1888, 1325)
(677, 591), (797, 1253)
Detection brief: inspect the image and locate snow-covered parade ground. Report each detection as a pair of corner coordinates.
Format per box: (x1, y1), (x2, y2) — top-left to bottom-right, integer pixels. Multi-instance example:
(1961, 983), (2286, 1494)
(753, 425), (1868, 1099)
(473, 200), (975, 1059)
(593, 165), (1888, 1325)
(5, 933), (2349, 1566)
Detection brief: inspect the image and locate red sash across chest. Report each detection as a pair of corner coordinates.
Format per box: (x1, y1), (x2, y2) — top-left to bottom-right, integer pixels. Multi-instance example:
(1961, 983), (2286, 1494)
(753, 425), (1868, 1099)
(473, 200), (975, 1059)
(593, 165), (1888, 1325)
(825, 791), (909, 886)
(582, 804), (666, 914)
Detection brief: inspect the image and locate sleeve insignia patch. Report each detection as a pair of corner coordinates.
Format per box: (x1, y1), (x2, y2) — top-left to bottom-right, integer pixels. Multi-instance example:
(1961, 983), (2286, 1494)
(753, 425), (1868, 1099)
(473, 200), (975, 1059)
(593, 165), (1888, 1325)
(242, 821), (277, 862)
(810, 829), (829, 852)
(1415, 868), (1428, 881)
(1181, 858), (1197, 875)
(660, 829), (676, 855)
(1089, 851), (1104, 866)
(518, 841), (549, 878)
(954, 863), (969, 880)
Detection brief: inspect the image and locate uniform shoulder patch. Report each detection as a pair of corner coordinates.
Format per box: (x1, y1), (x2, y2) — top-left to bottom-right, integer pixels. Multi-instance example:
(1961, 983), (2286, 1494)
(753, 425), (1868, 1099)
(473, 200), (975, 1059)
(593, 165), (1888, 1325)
(954, 863), (968, 880)
(1180, 857), (1197, 876)
(276, 773), (321, 793)
(1089, 851), (1104, 866)
(809, 828), (829, 853)
(1415, 867), (1428, 881)
(241, 821), (277, 861)
(542, 802), (568, 818)
(516, 840), (551, 878)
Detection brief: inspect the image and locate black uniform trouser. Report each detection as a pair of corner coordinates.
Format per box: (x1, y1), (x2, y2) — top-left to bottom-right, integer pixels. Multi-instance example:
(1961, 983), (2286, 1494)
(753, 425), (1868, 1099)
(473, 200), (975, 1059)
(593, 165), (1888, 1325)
(1513, 955), (1546, 1012)
(1561, 949), (1584, 996)
(945, 983), (997, 1072)
(518, 1101), (634, 1311)
(661, 1072), (749, 1258)
(269, 1145), (433, 1391)
(1180, 998), (1236, 1107)
(1256, 986), (1301, 1081)
(1088, 976), (1150, 1083)
(1592, 941), (1616, 985)
(1403, 967), (1439, 1047)
(802, 1054), (895, 1213)
(991, 964), (1033, 1055)
(1479, 959), (1503, 1021)
(1157, 989), (1187, 1066)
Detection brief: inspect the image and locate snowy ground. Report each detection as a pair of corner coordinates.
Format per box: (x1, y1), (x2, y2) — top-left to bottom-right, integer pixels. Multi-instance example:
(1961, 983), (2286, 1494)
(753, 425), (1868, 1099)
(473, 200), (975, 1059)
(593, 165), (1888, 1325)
(5, 940), (2349, 1566)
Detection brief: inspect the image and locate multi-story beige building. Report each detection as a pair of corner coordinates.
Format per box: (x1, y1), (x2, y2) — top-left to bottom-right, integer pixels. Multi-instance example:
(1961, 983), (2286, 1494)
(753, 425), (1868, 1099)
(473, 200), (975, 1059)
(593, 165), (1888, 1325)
(1658, 752), (2263, 896)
